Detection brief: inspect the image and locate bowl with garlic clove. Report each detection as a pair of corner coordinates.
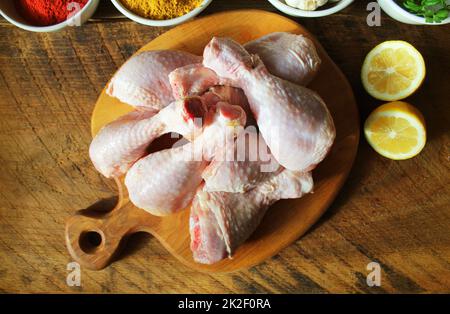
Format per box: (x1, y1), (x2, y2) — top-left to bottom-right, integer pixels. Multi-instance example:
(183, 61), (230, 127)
(267, 0), (354, 17)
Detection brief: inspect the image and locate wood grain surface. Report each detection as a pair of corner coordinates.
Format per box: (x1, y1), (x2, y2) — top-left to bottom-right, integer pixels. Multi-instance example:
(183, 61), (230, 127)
(0, 0), (449, 293)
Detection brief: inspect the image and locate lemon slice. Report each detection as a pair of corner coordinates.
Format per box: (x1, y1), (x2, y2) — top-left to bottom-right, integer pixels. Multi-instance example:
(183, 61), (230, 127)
(362, 41), (426, 101)
(364, 101), (426, 160)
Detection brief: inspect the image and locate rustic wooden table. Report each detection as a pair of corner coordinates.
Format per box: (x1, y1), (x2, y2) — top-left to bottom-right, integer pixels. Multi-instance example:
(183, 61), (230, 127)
(0, 0), (449, 293)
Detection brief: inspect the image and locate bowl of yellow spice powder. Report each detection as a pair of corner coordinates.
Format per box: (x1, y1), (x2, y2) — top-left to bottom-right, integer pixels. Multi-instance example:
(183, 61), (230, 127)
(111, 0), (212, 26)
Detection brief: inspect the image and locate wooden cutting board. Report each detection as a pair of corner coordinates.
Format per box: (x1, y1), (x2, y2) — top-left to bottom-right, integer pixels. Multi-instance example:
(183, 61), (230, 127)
(65, 9), (359, 273)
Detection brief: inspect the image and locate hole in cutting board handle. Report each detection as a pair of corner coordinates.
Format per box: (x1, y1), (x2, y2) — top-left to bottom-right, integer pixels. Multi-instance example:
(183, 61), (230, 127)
(79, 230), (104, 254)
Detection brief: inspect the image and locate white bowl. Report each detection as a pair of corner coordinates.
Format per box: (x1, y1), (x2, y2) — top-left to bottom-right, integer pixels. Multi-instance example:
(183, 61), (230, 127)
(110, 0), (213, 27)
(267, 0), (354, 17)
(378, 0), (450, 25)
(0, 0), (100, 32)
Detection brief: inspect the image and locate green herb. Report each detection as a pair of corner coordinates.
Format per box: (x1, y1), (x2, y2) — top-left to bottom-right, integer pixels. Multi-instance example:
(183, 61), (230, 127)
(402, 0), (450, 23)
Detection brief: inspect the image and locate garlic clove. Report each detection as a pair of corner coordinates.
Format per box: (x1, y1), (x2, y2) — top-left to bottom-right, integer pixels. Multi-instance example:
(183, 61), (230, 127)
(285, 0), (329, 11)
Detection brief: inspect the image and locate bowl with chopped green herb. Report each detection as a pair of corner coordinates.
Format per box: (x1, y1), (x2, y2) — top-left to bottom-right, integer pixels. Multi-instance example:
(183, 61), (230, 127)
(378, 0), (450, 24)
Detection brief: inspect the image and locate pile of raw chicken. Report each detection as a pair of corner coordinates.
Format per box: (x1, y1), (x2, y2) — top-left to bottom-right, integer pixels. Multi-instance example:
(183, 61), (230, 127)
(90, 33), (335, 264)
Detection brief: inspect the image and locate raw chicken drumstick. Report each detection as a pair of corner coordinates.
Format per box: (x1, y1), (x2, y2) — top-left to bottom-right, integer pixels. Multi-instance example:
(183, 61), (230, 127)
(125, 102), (246, 216)
(108, 33), (321, 111)
(244, 32), (321, 86)
(89, 97), (207, 178)
(203, 37), (335, 172)
(190, 170), (313, 264)
(107, 50), (201, 111)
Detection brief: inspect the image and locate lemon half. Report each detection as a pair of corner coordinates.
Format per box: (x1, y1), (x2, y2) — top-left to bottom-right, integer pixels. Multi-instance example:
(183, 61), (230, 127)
(362, 41), (426, 101)
(364, 101), (426, 160)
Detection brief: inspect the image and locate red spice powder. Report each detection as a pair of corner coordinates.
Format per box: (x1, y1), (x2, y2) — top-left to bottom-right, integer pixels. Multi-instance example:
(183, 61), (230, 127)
(17, 0), (89, 26)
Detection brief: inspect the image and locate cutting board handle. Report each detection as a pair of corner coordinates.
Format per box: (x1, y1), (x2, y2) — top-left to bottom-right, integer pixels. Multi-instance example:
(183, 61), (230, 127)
(65, 179), (145, 270)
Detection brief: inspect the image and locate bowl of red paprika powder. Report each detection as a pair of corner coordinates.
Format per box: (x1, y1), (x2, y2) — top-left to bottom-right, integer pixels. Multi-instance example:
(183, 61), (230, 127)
(0, 0), (100, 32)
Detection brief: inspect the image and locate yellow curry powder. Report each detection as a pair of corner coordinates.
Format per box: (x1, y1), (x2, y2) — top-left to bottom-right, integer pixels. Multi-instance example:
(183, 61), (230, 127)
(120, 0), (203, 20)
